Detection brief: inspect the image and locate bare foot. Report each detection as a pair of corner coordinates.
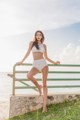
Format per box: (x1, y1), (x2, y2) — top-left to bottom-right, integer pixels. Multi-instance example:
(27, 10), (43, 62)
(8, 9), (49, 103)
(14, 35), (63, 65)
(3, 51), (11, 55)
(42, 108), (47, 113)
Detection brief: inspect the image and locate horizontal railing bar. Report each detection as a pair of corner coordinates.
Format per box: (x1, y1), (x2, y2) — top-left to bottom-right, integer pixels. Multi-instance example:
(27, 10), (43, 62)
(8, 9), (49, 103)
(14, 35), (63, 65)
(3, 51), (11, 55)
(15, 86), (37, 89)
(18, 81), (38, 91)
(15, 85), (80, 89)
(49, 71), (80, 74)
(15, 71), (80, 74)
(14, 63), (80, 67)
(15, 71), (30, 73)
(15, 79), (31, 81)
(49, 64), (80, 67)
(48, 86), (80, 88)
(15, 78), (80, 81)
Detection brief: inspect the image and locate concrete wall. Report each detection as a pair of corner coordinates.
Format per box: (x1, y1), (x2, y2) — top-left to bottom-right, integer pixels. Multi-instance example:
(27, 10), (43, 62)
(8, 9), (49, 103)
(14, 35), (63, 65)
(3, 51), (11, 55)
(9, 94), (80, 118)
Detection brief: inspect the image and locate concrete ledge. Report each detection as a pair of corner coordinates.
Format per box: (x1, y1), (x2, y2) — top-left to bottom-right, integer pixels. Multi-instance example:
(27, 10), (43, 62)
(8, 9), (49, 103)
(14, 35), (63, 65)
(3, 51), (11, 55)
(9, 94), (80, 118)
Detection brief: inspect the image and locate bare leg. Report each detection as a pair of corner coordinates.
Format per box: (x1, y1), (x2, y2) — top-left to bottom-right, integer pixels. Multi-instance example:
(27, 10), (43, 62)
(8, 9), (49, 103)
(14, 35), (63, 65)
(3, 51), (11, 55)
(41, 66), (48, 112)
(27, 67), (42, 95)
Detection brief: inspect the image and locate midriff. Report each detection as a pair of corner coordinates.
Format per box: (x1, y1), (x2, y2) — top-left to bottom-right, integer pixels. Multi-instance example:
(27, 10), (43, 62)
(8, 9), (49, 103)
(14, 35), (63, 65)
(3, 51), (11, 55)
(32, 52), (44, 60)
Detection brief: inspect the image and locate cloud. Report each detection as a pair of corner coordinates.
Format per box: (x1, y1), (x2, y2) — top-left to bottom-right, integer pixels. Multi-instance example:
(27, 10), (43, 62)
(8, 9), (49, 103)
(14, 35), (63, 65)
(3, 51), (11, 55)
(59, 43), (80, 64)
(0, 0), (80, 36)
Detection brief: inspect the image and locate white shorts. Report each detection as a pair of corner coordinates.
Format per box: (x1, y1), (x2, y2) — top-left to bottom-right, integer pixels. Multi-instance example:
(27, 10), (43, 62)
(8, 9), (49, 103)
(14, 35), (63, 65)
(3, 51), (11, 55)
(33, 59), (48, 71)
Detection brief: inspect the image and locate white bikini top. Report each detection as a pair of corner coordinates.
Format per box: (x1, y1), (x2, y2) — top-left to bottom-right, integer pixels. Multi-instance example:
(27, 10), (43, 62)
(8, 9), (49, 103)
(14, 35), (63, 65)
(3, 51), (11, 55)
(32, 43), (45, 53)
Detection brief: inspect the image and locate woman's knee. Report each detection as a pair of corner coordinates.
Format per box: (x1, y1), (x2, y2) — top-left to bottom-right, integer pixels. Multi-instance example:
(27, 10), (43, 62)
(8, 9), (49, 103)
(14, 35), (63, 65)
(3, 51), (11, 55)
(27, 73), (32, 79)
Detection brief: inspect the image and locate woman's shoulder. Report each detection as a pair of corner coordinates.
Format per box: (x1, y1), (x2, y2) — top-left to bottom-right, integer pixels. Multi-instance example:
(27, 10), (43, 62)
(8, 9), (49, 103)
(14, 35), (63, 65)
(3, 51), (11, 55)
(29, 41), (34, 46)
(43, 43), (47, 48)
(29, 40), (34, 44)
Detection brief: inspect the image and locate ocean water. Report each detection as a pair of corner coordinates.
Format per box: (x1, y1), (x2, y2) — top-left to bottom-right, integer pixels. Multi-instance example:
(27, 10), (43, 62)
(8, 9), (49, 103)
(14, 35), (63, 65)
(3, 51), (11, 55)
(0, 72), (12, 120)
(0, 72), (12, 102)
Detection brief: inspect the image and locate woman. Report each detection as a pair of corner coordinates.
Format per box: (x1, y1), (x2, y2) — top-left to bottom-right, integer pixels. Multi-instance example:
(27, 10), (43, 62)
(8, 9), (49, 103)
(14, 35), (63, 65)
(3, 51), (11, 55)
(16, 30), (60, 112)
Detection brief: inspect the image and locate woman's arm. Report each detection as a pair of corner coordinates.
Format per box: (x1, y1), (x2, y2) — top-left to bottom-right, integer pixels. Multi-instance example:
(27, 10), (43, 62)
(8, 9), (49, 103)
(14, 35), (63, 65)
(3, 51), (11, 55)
(43, 44), (60, 64)
(16, 41), (33, 65)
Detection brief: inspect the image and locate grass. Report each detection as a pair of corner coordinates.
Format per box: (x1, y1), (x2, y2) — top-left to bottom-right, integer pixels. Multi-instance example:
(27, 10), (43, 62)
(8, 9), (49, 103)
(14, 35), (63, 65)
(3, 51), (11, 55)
(7, 97), (80, 120)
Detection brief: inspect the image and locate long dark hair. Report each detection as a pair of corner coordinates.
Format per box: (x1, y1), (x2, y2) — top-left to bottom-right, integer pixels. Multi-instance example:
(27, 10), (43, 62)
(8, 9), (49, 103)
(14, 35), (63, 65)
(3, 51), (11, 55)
(32, 30), (44, 49)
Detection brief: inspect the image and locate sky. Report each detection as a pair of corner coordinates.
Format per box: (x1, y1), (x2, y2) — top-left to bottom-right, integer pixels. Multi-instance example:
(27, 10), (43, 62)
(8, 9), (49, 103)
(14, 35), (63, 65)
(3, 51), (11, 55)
(0, 0), (80, 37)
(0, 0), (80, 72)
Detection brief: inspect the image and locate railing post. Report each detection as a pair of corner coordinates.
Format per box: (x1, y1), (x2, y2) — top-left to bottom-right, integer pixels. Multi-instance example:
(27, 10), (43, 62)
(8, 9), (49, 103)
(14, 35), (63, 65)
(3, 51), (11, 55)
(13, 64), (16, 95)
